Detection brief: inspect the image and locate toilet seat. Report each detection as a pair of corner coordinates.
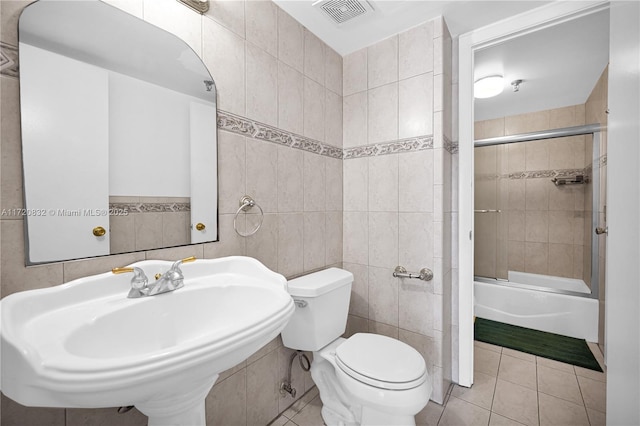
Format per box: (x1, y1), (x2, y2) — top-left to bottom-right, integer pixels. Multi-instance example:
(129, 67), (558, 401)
(335, 333), (427, 390)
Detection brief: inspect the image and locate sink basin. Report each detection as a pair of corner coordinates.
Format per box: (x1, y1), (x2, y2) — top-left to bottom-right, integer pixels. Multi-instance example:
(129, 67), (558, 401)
(1, 256), (294, 425)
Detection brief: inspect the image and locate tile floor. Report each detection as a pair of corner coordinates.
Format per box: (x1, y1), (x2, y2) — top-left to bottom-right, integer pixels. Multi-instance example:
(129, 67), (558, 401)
(270, 340), (607, 426)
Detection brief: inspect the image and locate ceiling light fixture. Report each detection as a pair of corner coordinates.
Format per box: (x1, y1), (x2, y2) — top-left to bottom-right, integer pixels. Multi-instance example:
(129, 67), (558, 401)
(474, 75), (504, 99)
(511, 79), (523, 92)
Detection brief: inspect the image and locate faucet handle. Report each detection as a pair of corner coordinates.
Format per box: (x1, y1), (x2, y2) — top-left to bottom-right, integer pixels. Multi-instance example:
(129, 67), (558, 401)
(112, 266), (149, 297)
(170, 256), (196, 270)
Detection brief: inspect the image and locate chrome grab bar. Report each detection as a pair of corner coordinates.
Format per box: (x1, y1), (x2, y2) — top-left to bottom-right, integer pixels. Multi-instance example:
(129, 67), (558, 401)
(474, 209), (502, 213)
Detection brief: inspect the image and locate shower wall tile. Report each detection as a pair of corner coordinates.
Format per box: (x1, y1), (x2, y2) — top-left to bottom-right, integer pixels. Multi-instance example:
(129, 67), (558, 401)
(343, 262), (369, 318)
(343, 157), (368, 211)
(202, 17), (246, 116)
(343, 48), (367, 96)
(277, 8), (304, 72)
(303, 152), (326, 212)
(204, 0), (244, 38)
(504, 110), (550, 135)
(303, 77), (326, 142)
(399, 21), (434, 80)
(325, 88), (343, 147)
(367, 35), (398, 89)
(277, 213), (304, 278)
(399, 73), (434, 138)
(325, 47), (343, 95)
(278, 62), (304, 135)
(343, 91), (368, 148)
(303, 212), (326, 272)
(524, 139), (550, 171)
(368, 154), (399, 212)
(367, 82), (399, 144)
(524, 242), (548, 275)
(524, 211), (549, 243)
(399, 150), (434, 212)
(246, 42), (278, 126)
(303, 29), (325, 85)
(245, 0), (278, 57)
(548, 243), (574, 278)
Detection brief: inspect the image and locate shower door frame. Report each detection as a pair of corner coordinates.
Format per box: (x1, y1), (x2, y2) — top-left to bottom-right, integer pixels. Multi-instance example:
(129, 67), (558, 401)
(456, 0), (610, 388)
(473, 124), (603, 300)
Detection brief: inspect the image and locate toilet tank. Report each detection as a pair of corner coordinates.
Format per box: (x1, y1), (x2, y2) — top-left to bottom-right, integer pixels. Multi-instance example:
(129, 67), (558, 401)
(280, 268), (353, 351)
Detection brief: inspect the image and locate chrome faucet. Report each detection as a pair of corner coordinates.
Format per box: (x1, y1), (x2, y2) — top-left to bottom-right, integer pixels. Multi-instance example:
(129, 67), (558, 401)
(112, 256), (196, 298)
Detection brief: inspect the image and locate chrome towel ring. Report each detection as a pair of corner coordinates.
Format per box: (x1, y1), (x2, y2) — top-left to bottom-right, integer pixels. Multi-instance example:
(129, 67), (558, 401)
(233, 195), (264, 237)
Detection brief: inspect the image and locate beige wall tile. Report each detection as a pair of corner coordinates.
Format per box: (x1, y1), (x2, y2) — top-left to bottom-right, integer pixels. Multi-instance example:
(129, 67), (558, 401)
(162, 211), (190, 247)
(368, 154), (398, 212)
(399, 21), (434, 80)
(343, 92), (368, 148)
(1, 77), (23, 213)
(246, 350), (279, 425)
(508, 180), (526, 211)
(325, 157), (343, 211)
(368, 266), (399, 326)
(246, 137), (278, 213)
(303, 152), (326, 212)
(303, 29), (324, 85)
(245, 213), (278, 272)
(345, 313), (369, 337)
(525, 179), (549, 211)
(343, 157), (368, 211)
(277, 8), (303, 73)
(343, 48), (367, 96)
(399, 277), (435, 335)
(367, 35), (398, 89)
(524, 242), (548, 275)
(399, 73), (434, 138)
(206, 369), (247, 426)
(524, 140), (549, 171)
(277, 213), (303, 278)
(204, 0), (244, 38)
(277, 146), (304, 213)
(303, 77), (325, 142)
(368, 212), (399, 268)
(475, 118), (505, 140)
(342, 212), (368, 265)
(245, 0), (277, 57)
(325, 211), (343, 265)
(110, 213), (136, 253)
(548, 211), (574, 244)
(399, 150), (434, 213)
(303, 212), (326, 272)
(246, 43), (278, 126)
(1, 394), (65, 426)
(277, 62), (304, 135)
(367, 82), (399, 144)
(525, 211), (548, 243)
(324, 89), (343, 147)
(399, 212), (434, 272)
(368, 320), (398, 339)
(203, 214), (246, 259)
(505, 110), (550, 135)
(203, 18), (245, 116)
(325, 47), (343, 95)
(343, 262), (369, 318)
(134, 212), (163, 250)
(1, 1), (28, 46)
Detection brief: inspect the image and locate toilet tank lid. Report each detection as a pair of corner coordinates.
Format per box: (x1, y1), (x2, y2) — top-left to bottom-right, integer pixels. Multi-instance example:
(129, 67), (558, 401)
(287, 268), (353, 297)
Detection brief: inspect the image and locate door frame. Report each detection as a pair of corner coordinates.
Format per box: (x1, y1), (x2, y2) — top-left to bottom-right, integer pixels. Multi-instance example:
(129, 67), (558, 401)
(456, 0), (610, 387)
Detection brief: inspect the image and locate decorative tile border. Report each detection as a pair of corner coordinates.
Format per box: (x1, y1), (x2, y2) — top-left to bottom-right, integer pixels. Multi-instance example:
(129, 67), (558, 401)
(0, 42), (19, 78)
(217, 110), (342, 159)
(343, 136), (434, 159)
(444, 136), (458, 155)
(109, 202), (190, 214)
(507, 168), (587, 180)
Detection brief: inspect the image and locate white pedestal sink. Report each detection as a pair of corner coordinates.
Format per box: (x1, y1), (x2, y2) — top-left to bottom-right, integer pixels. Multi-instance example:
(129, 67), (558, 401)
(0, 256), (295, 425)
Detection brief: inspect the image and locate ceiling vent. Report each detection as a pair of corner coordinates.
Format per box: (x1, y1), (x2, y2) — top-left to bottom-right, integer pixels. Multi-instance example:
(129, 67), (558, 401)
(313, 0), (375, 26)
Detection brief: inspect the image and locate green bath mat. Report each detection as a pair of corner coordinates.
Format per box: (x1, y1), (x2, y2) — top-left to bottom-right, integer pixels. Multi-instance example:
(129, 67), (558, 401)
(474, 318), (603, 372)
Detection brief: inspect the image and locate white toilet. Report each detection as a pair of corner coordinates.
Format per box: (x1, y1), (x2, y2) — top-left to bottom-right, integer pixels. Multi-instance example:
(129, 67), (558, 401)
(281, 268), (432, 426)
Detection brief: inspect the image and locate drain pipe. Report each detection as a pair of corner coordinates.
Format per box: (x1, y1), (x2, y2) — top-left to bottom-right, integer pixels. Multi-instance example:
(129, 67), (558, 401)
(280, 350), (311, 398)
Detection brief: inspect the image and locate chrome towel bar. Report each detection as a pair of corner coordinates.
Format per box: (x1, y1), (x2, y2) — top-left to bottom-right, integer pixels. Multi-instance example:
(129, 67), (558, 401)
(393, 266), (433, 281)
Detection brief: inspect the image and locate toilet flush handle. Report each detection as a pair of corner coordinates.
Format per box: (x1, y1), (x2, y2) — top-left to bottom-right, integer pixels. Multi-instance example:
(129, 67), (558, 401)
(293, 299), (307, 308)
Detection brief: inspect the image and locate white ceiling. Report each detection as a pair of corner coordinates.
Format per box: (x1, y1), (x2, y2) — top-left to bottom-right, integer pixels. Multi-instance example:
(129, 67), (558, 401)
(274, 0), (610, 124)
(273, 0), (552, 56)
(474, 9), (610, 121)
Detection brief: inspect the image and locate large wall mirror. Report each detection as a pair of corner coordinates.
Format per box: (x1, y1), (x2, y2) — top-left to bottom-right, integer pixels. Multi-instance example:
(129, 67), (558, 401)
(19, 0), (218, 264)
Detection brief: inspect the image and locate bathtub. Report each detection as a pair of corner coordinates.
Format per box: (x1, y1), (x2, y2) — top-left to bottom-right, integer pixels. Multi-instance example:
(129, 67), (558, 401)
(474, 272), (599, 342)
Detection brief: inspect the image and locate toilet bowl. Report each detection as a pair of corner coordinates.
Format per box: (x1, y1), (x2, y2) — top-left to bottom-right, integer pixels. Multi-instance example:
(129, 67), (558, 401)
(281, 268), (432, 425)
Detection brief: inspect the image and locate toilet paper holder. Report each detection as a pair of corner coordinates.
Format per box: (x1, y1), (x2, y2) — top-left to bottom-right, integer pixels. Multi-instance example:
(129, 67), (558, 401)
(393, 266), (433, 281)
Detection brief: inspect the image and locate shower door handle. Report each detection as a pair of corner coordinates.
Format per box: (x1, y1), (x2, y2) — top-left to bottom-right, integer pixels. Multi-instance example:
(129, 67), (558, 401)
(595, 226), (608, 235)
